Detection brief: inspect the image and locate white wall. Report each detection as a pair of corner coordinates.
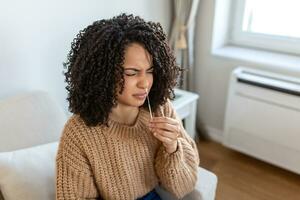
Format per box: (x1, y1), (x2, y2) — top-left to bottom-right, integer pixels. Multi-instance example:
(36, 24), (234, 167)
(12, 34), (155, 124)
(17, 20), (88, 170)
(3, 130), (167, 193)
(0, 0), (171, 114)
(194, 0), (300, 141)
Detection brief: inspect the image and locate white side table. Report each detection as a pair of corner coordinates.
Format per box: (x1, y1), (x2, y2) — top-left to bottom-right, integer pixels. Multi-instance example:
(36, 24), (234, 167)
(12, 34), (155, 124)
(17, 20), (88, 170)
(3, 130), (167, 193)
(172, 89), (199, 139)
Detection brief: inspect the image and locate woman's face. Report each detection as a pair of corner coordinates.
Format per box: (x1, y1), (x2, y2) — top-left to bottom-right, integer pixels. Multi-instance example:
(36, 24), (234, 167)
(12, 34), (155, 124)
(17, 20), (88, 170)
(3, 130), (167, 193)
(116, 43), (154, 108)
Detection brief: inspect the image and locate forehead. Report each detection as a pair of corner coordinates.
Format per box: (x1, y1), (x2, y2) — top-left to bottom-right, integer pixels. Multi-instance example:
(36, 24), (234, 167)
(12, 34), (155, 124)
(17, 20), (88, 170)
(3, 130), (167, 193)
(123, 43), (152, 69)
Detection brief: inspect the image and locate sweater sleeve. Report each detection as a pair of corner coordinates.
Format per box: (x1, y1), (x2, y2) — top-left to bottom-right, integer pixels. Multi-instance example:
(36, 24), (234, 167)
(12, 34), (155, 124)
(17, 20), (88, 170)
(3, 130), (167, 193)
(55, 120), (100, 200)
(154, 99), (200, 199)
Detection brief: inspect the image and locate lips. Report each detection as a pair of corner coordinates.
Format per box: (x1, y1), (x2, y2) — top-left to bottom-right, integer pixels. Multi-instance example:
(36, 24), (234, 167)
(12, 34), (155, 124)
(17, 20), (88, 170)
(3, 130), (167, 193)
(133, 93), (147, 99)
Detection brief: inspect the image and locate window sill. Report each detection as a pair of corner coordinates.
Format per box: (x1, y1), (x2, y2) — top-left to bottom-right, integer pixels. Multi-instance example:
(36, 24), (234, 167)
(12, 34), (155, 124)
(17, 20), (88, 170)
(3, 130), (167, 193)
(212, 45), (300, 73)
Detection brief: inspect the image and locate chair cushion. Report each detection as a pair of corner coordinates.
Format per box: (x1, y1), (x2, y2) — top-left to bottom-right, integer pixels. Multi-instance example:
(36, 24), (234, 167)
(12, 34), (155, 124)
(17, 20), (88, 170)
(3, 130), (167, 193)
(0, 142), (58, 200)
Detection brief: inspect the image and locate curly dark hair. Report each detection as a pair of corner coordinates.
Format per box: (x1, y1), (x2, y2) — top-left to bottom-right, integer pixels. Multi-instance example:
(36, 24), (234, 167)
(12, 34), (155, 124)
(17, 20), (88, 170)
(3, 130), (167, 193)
(64, 13), (181, 127)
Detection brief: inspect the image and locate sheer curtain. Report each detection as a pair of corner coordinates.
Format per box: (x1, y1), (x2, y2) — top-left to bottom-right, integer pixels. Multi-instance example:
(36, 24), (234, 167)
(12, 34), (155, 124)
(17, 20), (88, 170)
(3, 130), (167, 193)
(169, 0), (208, 138)
(169, 0), (200, 91)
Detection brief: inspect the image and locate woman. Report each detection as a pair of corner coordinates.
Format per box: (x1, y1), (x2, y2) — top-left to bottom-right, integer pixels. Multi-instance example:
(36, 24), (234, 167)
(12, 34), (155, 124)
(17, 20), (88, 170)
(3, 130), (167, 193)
(56, 13), (199, 200)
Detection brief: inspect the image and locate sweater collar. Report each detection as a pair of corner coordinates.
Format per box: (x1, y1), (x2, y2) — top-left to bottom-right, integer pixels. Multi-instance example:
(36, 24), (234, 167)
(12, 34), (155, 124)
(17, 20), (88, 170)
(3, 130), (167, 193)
(105, 108), (150, 136)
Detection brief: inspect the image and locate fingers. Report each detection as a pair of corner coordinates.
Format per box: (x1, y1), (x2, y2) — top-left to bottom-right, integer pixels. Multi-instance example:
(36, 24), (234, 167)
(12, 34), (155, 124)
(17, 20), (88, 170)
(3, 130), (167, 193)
(152, 129), (178, 154)
(150, 117), (180, 154)
(150, 122), (177, 134)
(153, 130), (175, 144)
(150, 117), (178, 125)
(150, 117), (181, 138)
(153, 128), (178, 140)
(150, 117), (180, 132)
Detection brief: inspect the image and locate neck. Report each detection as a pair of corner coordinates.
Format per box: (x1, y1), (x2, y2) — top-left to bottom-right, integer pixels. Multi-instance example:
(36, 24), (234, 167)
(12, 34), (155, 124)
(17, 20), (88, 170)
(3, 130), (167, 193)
(110, 104), (140, 125)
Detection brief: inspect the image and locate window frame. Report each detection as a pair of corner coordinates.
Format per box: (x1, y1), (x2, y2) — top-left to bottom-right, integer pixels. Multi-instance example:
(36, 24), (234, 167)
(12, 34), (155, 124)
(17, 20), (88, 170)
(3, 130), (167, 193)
(228, 0), (300, 56)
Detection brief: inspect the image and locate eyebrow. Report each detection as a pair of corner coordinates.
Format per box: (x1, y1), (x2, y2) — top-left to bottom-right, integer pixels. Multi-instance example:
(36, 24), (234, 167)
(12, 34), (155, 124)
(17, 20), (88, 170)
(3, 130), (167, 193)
(124, 66), (154, 71)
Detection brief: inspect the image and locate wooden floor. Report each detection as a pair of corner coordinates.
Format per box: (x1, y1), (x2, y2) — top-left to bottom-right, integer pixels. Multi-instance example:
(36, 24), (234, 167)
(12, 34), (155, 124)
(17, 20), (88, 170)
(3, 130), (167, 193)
(196, 138), (300, 200)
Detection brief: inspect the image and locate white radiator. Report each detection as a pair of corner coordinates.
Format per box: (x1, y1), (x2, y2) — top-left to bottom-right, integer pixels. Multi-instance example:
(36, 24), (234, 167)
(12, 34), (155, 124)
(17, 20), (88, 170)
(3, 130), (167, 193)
(224, 67), (300, 174)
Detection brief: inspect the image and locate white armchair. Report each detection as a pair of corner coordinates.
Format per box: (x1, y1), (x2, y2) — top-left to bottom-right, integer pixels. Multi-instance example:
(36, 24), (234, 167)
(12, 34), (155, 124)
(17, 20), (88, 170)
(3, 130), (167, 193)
(0, 91), (217, 200)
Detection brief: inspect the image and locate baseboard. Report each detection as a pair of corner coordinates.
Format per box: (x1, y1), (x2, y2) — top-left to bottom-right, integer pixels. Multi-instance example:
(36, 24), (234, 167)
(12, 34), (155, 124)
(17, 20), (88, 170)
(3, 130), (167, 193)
(206, 126), (224, 143)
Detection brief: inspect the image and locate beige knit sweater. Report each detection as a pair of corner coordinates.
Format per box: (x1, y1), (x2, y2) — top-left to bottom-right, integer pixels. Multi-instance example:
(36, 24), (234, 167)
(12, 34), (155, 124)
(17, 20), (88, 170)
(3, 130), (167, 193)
(56, 100), (199, 200)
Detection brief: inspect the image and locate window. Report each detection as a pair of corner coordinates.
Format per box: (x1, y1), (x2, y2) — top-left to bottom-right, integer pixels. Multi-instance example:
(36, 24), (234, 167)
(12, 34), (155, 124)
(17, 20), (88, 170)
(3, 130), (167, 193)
(229, 0), (300, 55)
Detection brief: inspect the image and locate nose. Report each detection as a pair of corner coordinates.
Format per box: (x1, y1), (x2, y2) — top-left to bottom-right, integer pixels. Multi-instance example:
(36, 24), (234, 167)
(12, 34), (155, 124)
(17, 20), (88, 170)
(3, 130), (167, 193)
(137, 78), (149, 89)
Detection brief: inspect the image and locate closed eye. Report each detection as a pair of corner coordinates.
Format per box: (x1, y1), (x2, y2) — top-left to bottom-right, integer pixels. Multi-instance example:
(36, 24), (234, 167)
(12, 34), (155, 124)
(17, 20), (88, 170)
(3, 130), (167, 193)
(124, 67), (154, 76)
(124, 69), (138, 76)
(147, 67), (154, 73)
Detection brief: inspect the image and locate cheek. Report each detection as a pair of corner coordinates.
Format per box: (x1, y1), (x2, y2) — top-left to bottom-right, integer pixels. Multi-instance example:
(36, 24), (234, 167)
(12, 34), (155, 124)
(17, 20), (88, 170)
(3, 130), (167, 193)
(122, 78), (136, 92)
(149, 76), (154, 87)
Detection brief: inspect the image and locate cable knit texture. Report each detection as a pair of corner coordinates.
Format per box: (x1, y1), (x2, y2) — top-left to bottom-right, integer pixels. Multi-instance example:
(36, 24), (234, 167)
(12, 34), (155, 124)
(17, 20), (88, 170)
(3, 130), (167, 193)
(56, 100), (200, 200)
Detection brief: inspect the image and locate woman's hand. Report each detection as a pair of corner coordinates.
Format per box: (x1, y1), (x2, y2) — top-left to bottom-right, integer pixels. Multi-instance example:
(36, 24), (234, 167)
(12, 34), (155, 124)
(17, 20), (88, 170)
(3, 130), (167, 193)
(149, 117), (181, 154)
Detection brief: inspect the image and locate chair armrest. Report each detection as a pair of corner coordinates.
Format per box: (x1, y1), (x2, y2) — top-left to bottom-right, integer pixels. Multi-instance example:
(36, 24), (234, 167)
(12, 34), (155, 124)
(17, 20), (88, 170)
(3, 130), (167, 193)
(155, 167), (218, 200)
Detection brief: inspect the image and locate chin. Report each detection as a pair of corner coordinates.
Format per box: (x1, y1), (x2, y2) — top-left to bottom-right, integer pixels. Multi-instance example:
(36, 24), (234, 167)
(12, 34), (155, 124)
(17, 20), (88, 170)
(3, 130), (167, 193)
(134, 101), (145, 107)
(129, 99), (146, 107)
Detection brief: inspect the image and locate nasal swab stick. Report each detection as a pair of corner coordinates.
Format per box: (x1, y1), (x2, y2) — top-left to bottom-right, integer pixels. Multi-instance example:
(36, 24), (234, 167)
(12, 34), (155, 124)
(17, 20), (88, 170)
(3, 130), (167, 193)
(145, 88), (153, 119)
(160, 106), (165, 117)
